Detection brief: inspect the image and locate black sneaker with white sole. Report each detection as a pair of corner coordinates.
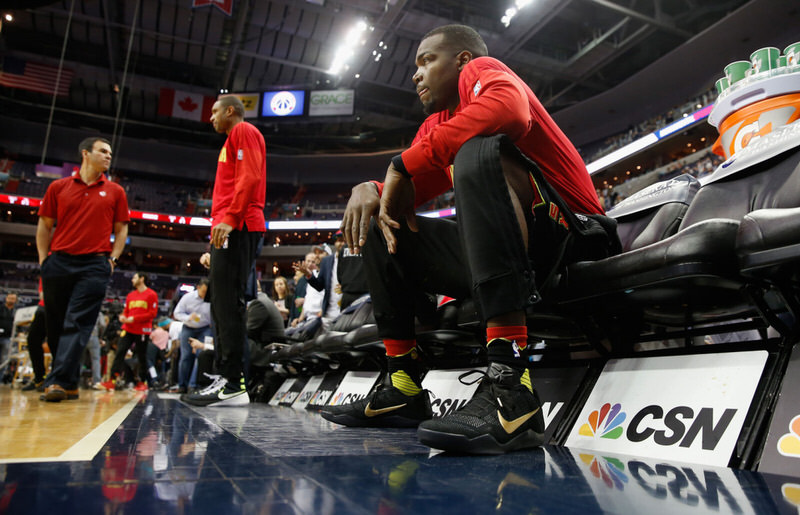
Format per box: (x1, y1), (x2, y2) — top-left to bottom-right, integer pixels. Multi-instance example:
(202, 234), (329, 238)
(320, 382), (432, 428)
(181, 376), (250, 407)
(417, 363), (545, 454)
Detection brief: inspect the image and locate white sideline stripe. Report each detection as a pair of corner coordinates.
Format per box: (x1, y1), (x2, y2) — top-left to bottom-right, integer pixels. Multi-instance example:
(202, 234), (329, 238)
(0, 394), (143, 464)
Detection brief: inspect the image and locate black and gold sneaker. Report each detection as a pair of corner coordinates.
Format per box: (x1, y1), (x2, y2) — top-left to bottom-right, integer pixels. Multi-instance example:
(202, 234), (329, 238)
(320, 381), (432, 428)
(417, 363), (545, 454)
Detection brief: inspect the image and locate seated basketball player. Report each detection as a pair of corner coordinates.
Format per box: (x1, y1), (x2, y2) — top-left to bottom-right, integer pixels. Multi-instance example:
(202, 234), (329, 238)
(322, 25), (611, 454)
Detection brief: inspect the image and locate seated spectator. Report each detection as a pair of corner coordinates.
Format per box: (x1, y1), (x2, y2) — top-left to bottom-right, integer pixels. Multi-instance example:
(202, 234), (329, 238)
(271, 276), (294, 327)
(172, 279), (212, 394)
(286, 252), (323, 338)
(147, 317), (172, 389)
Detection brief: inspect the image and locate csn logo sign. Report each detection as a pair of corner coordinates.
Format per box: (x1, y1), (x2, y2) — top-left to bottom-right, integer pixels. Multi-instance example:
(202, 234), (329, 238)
(578, 402), (737, 451)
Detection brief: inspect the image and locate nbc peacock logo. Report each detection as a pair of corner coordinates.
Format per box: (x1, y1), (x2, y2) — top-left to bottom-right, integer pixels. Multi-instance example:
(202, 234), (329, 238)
(578, 454), (628, 490)
(579, 402), (626, 439)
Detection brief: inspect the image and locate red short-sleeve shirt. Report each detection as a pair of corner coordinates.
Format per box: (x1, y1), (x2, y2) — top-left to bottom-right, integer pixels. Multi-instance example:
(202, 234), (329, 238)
(38, 174), (130, 255)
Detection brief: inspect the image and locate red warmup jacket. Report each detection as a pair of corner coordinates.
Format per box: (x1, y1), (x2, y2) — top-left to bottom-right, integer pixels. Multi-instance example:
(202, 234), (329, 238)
(121, 287), (158, 335)
(211, 121), (267, 232)
(378, 56), (603, 215)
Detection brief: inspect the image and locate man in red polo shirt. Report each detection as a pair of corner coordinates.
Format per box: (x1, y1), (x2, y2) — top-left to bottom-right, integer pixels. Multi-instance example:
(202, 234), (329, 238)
(325, 25), (617, 454)
(103, 272), (158, 391)
(182, 95), (266, 407)
(37, 137), (129, 402)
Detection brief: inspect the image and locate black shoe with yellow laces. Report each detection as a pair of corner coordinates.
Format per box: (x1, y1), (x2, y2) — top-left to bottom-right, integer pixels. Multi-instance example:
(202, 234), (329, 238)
(417, 363), (545, 455)
(320, 381), (432, 428)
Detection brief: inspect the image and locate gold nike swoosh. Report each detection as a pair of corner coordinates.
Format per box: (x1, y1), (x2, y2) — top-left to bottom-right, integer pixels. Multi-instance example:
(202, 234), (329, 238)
(364, 402), (407, 417)
(498, 407), (541, 434)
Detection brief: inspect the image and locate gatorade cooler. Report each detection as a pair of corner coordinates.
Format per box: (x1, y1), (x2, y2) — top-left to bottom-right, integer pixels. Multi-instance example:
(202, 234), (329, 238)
(709, 54), (800, 159)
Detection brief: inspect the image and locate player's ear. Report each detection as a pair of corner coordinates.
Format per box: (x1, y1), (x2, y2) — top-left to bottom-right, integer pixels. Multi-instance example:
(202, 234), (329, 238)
(457, 51), (472, 70)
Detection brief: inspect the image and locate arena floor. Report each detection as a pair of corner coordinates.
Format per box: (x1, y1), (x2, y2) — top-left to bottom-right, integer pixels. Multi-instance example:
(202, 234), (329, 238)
(0, 384), (798, 514)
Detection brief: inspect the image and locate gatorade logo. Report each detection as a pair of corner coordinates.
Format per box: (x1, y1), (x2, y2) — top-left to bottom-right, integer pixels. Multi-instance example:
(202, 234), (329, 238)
(579, 402), (626, 439)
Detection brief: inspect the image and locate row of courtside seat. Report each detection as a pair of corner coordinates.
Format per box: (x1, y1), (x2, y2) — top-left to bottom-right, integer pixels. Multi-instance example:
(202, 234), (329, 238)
(261, 122), (800, 398)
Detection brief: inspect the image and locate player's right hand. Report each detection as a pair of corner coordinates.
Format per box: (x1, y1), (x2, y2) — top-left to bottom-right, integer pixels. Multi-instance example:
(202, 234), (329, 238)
(341, 181), (380, 254)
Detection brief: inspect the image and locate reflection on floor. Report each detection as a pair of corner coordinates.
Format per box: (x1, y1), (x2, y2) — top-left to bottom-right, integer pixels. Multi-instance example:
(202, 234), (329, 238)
(1, 386), (799, 514)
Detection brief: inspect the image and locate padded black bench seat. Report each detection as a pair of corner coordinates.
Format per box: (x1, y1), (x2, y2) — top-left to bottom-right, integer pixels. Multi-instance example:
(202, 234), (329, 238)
(738, 207), (800, 275)
(558, 218), (753, 326)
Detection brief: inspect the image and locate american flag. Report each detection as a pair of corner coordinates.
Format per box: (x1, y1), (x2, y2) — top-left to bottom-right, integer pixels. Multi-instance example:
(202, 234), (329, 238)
(0, 56), (73, 96)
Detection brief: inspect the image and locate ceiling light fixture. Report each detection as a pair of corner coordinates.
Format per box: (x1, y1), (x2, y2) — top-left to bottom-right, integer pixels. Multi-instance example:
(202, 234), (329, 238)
(328, 20), (370, 75)
(501, 0), (532, 27)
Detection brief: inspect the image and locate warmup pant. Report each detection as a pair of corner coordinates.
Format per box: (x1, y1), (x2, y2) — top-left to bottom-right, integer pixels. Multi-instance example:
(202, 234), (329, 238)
(110, 332), (150, 385)
(209, 227), (263, 384)
(41, 253), (110, 390)
(363, 135), (574, 339)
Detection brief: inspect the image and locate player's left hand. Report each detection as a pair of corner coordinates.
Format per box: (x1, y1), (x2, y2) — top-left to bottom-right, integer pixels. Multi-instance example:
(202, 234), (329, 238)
(378, 164), (417, 254)
(211, 222), (233, 249)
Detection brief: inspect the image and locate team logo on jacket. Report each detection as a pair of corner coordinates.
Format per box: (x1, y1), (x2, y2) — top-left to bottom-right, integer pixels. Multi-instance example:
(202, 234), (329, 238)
(473, 80), (482, 97)
(99, 191), (107, 197)
(237, 149), (244, 161)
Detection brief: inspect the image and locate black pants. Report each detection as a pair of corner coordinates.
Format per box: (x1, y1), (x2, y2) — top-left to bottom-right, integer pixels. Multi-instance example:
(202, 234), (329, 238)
(26, 305), (47, 382)
(209, 228), (263, 384)
(363, 135), (572, 339)
(111, 332), (150, 385)
(41, 253), (110, 389)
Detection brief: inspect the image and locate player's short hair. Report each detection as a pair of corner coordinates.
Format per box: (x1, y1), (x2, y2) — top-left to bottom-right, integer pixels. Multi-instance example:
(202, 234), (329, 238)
(422, 24), (488, 58)
(217, 94), (246, 118)
(78, 137), (111, 158)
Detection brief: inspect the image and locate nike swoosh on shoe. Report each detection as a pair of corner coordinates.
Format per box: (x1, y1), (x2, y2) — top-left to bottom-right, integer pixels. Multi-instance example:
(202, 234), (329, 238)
(364, 402), (407, 417)
(497, 407), (540, 434)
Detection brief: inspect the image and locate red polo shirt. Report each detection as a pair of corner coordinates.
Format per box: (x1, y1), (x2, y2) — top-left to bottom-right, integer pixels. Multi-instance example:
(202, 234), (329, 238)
(39, 174), (129, 255)
(211, 121), (267, 232)
(391, 56), (603, 215)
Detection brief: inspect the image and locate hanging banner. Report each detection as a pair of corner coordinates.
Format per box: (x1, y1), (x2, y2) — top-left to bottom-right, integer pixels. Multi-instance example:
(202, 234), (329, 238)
(191, 0), (233, 16)
(309, 89), (355, 116)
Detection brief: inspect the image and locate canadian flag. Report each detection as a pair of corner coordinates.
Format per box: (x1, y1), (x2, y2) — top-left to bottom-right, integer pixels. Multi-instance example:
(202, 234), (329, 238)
(157, 88), (215, 122)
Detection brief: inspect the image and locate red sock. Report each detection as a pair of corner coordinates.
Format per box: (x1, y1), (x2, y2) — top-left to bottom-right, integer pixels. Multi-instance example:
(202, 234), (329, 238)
(486, 326), (528, 350)
(384, 338), (417, 357)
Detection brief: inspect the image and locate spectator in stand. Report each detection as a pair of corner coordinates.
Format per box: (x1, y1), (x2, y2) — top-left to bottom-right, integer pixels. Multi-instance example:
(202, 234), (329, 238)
(287, 252), (323, 336)
(291, 267), (307, 321)
(37, 136), (128, 402)
(102, 272), (158, 391)
(172, 279), (212, 394)
(0, 291), (17, 383)
(163, 317), (183, 391)
(271, 276), (294, 327)
(147, 317), (171, 389)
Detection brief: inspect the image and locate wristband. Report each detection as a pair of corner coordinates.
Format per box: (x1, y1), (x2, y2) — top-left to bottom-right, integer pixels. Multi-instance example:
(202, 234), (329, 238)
(391, 155), (412, 178)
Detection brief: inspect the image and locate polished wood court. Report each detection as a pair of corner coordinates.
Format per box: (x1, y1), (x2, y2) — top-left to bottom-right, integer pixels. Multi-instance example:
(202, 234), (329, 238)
(0, 385), (143, 463)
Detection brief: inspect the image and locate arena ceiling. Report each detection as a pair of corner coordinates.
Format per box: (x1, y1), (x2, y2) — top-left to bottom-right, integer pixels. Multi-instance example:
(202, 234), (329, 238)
(0, 0), (796, 157)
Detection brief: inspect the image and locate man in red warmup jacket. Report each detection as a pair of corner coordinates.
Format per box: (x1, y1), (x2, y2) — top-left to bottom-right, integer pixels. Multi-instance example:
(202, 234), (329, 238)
(182, 95), (266, 407)
(322, 25), (617, 454)
(104, 272), (158, 390)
